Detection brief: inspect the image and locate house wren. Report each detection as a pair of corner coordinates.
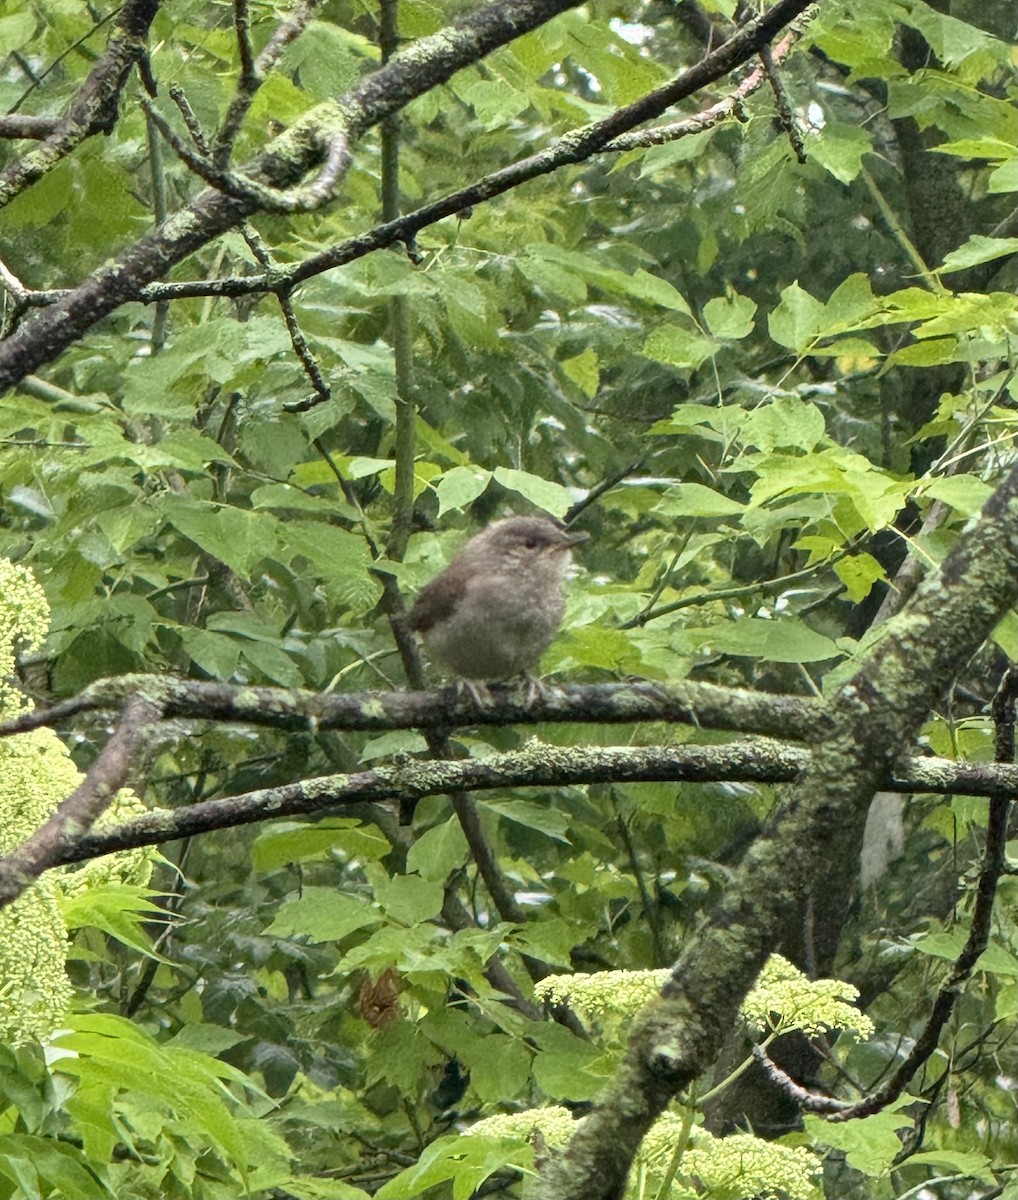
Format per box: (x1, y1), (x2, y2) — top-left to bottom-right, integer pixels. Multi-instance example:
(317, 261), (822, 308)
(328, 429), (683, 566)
(408, 516), (587, 681)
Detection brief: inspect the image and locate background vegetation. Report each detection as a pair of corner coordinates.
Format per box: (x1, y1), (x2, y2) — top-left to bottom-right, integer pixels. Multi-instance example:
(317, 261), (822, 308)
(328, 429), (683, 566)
(0, 0), (1016, 1197)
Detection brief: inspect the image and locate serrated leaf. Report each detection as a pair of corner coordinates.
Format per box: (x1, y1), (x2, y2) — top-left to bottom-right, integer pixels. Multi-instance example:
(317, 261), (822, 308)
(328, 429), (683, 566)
(434, 466), (493, 516)
(653, 483), (745, 518)
(808, 122), (872, 184)
(60, 885), (165, 957)
(702, 294), (756, 340)
(641, 325), (718, 369)
(480, 797), (571, 843)
(265, 887), (380, 942)
(492, 468), (572, 517)
(162, 498), (274, 577)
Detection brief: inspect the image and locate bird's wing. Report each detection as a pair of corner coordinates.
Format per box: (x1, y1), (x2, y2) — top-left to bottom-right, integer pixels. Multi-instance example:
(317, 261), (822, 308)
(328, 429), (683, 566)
(407, 559), (472, 633)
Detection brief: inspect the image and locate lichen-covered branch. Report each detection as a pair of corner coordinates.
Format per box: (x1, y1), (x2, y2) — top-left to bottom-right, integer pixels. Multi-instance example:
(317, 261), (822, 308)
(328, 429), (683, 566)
(0, 677), (828, 742)
(0, 0), (161, 208)
(32, 740), (1018, 871)
(533, 460), (1018, 1200)
(0, 0), (584, 390)
(0, 0), (815, 391)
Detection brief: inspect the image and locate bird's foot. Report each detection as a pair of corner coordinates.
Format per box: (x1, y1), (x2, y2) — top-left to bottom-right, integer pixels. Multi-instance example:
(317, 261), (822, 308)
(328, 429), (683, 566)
(520, 674), (558, 706)
(448, 678), (495, 709)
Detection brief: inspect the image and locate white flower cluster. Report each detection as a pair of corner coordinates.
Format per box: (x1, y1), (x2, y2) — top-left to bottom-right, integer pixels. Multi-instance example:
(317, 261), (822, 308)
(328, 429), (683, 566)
(0, 561), (77, 1041)
(741, 954), (875, 1038)
(682, 1130), (823, 1200)
(534, 969), (671, 1026)
(463, 1105), (575, 1145)
(0, 559), (49, 712)
(0, 559), (156, 1042)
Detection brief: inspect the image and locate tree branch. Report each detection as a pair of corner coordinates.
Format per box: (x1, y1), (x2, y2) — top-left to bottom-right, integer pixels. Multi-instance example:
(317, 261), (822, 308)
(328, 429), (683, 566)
(0, 677), (829, 743)
(0, 695), (161, 909)
(0, 0), (586, 389)
(534, 458), (1018, 1200)
(0, 0), (162, 208)
(0, 0), (816, 391)
(33, 742), (1018, 871)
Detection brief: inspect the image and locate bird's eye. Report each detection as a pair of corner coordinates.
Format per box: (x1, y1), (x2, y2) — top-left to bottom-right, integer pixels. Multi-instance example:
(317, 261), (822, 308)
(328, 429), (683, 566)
(523, 537), (539, 549)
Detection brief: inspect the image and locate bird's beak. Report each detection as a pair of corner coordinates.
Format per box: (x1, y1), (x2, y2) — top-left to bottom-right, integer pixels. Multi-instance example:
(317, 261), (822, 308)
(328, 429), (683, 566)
(561, 529), (589, 547)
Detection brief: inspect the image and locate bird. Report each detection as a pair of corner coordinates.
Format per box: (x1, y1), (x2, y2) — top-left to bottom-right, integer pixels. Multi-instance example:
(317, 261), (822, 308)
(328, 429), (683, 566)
(408, 516), (587, 683)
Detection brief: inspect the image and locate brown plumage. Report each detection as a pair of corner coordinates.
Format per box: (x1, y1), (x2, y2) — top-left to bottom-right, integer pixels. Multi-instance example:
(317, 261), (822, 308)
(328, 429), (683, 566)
(409, 516), (586, 680)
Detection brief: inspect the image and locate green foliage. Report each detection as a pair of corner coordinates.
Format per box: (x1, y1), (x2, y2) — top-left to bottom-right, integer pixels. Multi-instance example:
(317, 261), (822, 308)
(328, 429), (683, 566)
(1, 0), (1016, 1196)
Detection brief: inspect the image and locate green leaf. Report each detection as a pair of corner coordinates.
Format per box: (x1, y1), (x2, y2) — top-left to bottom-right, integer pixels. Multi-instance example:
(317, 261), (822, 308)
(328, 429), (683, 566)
(406, 818), (469, 881)
(492, 467), (572, 517)
(517, 253), (588, 305)
(434, 466), (493, 516)
(641, 325), (718, 369)
(767, 282), (826, 352)
(741, 396), (827, 453)
(469, 1037), (533, 1104)
(240, 639), (304, 687)
(988, 157), (1018, 193)
(281, 521), (380, 612)
(480, 797), (572, 843)
(834, 553), (887, 603)
(940, 234), (1018, 273)
(561, 348), (600, 397)
(924, 474), (994, 517)
(906, 1150), (995, 1185)
(167, 1024), (249, 1054)
(702, 293), (756, 340)
(253, 820), (389, 871)
(804, 1109), (912, 1176)
(372, 874), (445, 925)
(358, 730), (430, 761)
(59, 884), (165, 956)
(808, 121), (872, 184)
(0, 1137), (105, 1199)
(691, 618), (842, 664)
(161, 497), (273, 578)
(510, 916), (579, 967)
(653, 483), (746, 518)
(375, 1133), (532, 1200)
(744, 447), (909, 531)
(178, 627), (242, 678)
(890, 337), (962, 367)
(619, 269), (692, 315)
(0, 12), (37, 50)
(530, 1025), (606, 1101)
(264, 887), (381, 942)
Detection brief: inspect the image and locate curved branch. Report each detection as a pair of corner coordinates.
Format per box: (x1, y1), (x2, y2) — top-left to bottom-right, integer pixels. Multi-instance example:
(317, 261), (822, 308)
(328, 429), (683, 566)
(0, 0), (816, 391)
(0, 0), (162, 208)
(0, 0), (586, 389)
(0, 695), (161, 909)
